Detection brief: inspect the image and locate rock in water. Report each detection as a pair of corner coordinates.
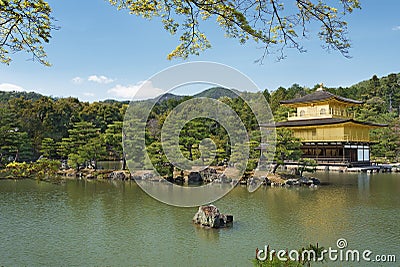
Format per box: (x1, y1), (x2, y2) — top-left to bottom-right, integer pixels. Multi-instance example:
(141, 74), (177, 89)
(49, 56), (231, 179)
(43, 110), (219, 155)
(188, 171), (203, 184)
(192, 205), (233, 228)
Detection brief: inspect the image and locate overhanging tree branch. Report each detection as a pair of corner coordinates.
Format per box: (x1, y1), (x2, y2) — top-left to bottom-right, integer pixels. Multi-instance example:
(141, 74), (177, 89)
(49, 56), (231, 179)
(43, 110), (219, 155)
(109, 0), (360, 62)
(0, 0), (57, 65)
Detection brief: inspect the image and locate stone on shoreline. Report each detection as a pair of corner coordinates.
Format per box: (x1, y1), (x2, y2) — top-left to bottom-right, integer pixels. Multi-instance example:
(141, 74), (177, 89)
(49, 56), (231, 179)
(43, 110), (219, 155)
(108, 171), (130, 180)
(192, 205), (233, 228)
(188, 171), (203, 184)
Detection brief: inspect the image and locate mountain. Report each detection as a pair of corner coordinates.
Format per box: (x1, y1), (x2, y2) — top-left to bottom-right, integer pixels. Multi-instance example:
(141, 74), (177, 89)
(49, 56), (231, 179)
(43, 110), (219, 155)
(134, 87), (240, 105)
(0, 90), (45, 103)
(1, 73), (398, 105)
(101, 99), (130, 105)
(193, 87), (240, 99)
(152, 93), (186, 102)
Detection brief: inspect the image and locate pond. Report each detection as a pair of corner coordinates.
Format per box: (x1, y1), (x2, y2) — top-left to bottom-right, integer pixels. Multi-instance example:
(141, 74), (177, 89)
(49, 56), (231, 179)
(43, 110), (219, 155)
(0, 172), (399, 266)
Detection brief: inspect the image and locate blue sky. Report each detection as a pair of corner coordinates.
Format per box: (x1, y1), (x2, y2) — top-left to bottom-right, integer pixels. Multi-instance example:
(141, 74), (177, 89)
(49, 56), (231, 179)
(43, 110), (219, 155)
(0, 0), (399, 102)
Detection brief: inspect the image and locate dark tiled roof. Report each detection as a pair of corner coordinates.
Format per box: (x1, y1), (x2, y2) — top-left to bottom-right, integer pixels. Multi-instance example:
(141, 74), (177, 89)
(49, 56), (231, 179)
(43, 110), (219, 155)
(261, 118), (387, 127)
(280, 90), (364, 105)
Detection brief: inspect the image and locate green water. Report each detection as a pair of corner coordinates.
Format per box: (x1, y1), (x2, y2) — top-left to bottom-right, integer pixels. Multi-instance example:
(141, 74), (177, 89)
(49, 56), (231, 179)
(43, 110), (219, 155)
(0, 172), (399, 266)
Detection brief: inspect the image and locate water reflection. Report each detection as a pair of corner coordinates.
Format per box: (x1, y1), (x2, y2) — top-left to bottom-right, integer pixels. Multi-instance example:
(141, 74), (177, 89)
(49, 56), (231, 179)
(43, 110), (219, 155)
(357, 173), (370, 198)
(193, 224), (220, 242)
(0, 173), (399, 266)
(136, 180), (235, 207)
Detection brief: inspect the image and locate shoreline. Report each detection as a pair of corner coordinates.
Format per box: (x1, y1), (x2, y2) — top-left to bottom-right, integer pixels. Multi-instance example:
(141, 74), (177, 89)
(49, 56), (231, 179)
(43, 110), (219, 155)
(1, 162), (399, 186)
(282, 164), (397, 173)
(2, 166), (398, 186)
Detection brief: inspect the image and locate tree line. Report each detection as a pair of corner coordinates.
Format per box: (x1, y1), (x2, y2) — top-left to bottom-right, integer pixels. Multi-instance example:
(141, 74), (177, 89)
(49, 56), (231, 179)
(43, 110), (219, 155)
(0, 95), (125, 170)
(1, 73), (399, 176)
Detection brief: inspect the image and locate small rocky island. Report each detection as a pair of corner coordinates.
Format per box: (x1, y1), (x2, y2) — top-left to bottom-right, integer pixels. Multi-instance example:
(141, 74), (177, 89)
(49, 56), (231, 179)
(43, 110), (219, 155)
(193, 205), (233, 228)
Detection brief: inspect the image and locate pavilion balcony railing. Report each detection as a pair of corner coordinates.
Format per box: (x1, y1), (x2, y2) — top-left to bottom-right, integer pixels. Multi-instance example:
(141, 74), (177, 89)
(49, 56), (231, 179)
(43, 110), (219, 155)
(300, 156), (351, 164)
(284, 157), (352, 164)
(297, 135), (370, 143)
(287, 109), (356, 120)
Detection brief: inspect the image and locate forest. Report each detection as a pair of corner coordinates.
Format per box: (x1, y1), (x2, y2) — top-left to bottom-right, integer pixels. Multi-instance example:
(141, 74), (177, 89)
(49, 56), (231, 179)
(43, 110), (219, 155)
(0, 73), (399, 177)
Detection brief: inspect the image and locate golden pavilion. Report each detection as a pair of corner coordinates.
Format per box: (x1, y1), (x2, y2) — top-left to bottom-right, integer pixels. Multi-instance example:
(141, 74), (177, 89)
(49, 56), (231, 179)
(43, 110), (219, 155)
(273, 86), (386, 166)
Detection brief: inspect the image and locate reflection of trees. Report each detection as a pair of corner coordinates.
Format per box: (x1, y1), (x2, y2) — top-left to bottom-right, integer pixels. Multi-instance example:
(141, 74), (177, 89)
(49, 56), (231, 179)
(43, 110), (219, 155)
(193, 224), (220, 242)
(252, 186), (352, 243)
(124, 102), (150, 171)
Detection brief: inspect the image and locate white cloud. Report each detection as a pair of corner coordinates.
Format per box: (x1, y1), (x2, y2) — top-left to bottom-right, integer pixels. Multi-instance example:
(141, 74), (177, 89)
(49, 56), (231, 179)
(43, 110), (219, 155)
(72, 76), (84, 84)
(0, 83), (25, 92)
(107, 80), (165, 100)
(83, 92), (95, 97)
(88, 75), (114, 84)
(392, 26), (400, 31)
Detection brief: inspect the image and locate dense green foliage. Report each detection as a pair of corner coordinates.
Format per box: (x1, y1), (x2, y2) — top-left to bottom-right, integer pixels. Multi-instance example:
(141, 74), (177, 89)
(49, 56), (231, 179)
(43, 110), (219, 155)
(272, 128), (302, 173)
(0, 95), (126, 169)
(1, 158), (60, 179)
(136, 92), (261, 177)
(0, 0), (56, 65)
(0, 73), (399, 173)
(0, 90), (44, 103)
(194, 87), (240, 99)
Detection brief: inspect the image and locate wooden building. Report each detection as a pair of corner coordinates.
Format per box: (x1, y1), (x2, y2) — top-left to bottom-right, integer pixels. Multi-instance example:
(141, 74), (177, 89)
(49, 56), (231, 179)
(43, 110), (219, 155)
(272, 86), (386, 166)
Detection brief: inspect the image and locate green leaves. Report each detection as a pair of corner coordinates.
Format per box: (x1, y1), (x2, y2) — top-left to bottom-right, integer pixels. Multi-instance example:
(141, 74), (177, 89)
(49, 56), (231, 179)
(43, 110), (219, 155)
(0, 0), (360, 64)
(40, 137), (57, 159)
(272, 128), (302, 173)
(0, 106), (33, 165)
(0, 0), (57, 65)
(64, 121), (106, 170)
(1, 0), (360, 64)
(110, 0), (360, 61)
(370, 119), (400, 162)
(104, 121), (123, 160)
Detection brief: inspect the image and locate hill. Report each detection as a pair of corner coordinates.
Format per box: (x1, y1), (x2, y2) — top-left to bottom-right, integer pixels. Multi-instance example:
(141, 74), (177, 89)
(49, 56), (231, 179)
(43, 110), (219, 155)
(0, 90), (45, 103)
(152, 93), (185, 102)
(193, 87), (240, 99)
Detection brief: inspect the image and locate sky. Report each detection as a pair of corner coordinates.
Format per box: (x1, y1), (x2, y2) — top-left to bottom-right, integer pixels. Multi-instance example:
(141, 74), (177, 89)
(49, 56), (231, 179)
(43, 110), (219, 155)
(0, 0), (400, 102)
